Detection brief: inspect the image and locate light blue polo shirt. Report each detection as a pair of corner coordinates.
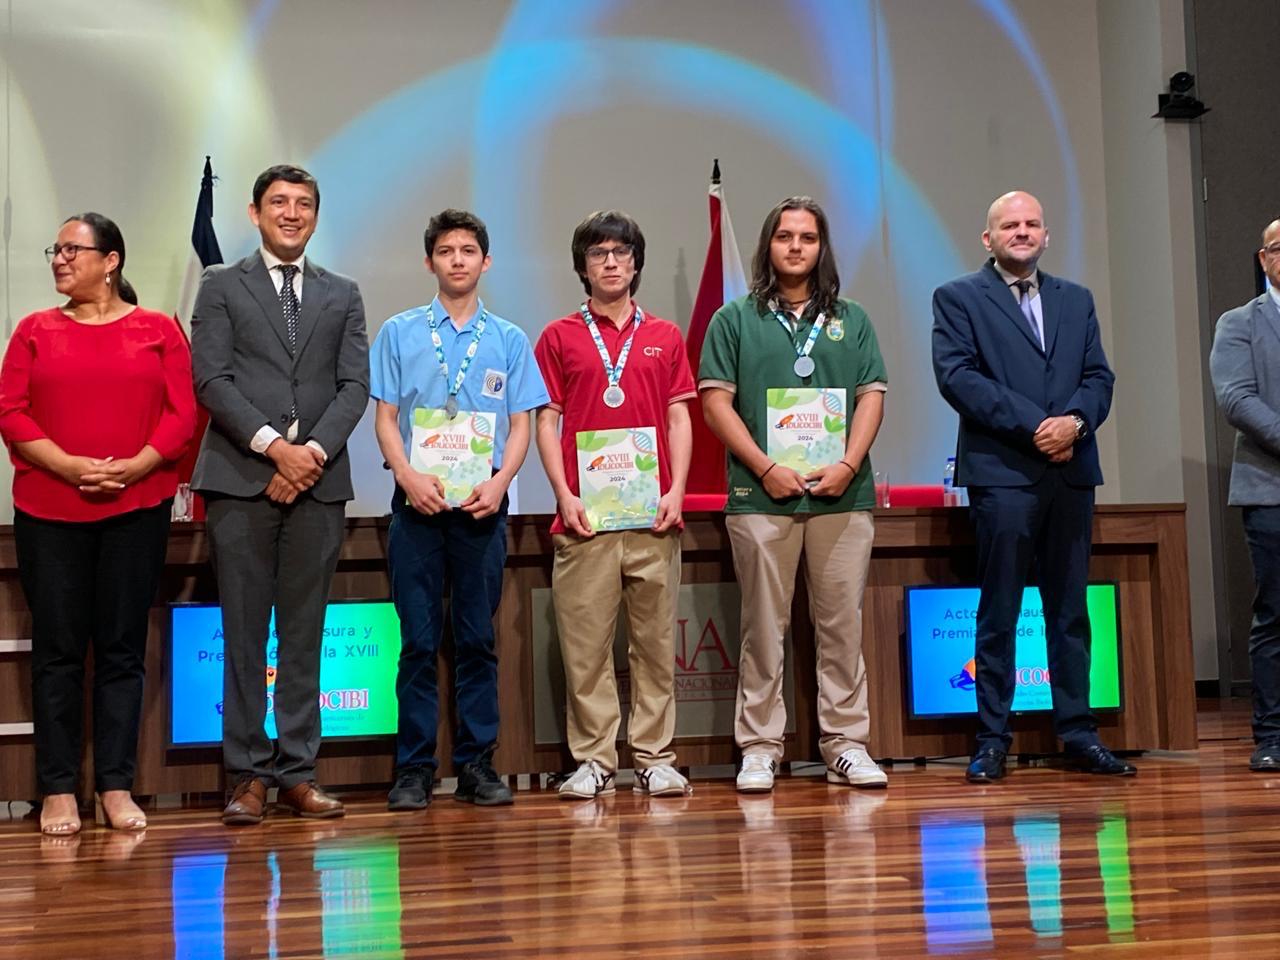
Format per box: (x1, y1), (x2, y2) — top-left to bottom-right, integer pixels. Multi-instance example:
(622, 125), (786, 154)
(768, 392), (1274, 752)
(369, 297), (549, 469)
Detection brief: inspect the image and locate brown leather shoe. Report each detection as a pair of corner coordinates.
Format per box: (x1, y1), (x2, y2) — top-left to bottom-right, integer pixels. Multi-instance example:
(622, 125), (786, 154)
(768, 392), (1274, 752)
(278, 781), (345, 819)
(222, 777), (268, 826)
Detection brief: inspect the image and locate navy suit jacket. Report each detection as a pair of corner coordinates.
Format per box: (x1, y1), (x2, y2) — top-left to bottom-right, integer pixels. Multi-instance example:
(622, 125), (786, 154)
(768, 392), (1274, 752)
(931, 260), (1114, 487)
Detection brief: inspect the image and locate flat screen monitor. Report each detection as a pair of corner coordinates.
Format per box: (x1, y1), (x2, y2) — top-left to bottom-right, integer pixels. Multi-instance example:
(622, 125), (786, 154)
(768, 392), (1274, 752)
(168, 601), (401, 748)
(904, 584), (1123, 720)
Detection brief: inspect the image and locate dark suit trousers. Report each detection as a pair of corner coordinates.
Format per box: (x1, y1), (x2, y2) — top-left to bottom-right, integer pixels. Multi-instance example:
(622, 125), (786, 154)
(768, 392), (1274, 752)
(968, 472), (1097, 750)
(206, 494), (344, 790)
(1240, 506), (1280, 743)
(14, 501), (171, 795)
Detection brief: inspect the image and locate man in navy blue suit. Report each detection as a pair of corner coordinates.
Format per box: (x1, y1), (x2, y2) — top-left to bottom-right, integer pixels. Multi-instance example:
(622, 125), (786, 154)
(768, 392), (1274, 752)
(932, 190), (1132, 782)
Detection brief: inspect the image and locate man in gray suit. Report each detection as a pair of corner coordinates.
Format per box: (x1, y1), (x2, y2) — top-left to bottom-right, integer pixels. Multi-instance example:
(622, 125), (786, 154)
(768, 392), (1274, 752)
(192, 164), (369, 824)
(1210, 216), (1280, 772)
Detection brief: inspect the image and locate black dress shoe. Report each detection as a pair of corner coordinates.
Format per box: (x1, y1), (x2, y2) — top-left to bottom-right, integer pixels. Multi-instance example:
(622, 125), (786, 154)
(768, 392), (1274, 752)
(966, 746), (1008, 783)
(1249, 740), (1280, 771)
(1067, 742), (1137, 776)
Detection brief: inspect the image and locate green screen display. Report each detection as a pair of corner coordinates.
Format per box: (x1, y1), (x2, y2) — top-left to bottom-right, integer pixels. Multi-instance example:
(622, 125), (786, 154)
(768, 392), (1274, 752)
(169, 602), (401, 746)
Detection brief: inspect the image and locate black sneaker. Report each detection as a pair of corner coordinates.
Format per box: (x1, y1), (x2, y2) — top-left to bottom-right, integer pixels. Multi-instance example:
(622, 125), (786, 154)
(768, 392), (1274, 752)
(387, 767), (433, 811)
(454, 751), (514, 806)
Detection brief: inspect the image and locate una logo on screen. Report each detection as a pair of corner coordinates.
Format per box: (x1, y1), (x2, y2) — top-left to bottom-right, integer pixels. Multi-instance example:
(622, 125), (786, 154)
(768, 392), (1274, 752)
(949, 659), (1052, 690)
(949, 658), (977, 691)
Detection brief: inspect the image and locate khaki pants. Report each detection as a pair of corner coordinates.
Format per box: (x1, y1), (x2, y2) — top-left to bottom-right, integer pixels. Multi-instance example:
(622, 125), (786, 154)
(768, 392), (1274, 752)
(552, 529), (680, 771)
(726, 511), (875, 765)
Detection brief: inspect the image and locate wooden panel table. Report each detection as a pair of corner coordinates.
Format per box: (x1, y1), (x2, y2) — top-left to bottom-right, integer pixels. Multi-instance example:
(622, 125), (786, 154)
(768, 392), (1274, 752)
(0, 505), (1196, 800)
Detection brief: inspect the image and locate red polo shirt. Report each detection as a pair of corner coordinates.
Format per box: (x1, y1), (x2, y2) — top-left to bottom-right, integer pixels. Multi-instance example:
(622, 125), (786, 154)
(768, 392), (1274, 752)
(535, 301), (696, 534)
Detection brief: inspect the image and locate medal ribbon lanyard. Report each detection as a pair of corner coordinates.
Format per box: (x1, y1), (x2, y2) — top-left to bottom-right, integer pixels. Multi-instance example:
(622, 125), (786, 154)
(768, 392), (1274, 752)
(427, 303), (488, 413)
(769, 299), (826, 368)
(581, 301), (644, 390)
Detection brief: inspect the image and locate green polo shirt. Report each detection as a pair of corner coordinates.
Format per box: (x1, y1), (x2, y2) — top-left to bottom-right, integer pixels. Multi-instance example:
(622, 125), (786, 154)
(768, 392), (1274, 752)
(698, 294), (887, 515)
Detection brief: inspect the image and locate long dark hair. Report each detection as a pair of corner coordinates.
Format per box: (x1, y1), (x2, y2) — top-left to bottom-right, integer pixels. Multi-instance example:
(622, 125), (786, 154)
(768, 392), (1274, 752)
(749, 196), (841, 317)
(66, 212), (137, 305)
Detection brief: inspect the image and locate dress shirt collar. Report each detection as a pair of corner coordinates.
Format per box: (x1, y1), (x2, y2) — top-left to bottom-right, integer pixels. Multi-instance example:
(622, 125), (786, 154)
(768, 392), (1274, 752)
(991, 258), (1040, 296)
(1268, 285), (1280, 314)
(260, 245), (305, 273)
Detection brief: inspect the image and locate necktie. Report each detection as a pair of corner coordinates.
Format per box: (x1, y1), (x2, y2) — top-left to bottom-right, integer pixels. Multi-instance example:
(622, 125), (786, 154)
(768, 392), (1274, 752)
(278, 264), (300, 429)
(278, 264), (300, 353)
(1014, 279), (1041, 347)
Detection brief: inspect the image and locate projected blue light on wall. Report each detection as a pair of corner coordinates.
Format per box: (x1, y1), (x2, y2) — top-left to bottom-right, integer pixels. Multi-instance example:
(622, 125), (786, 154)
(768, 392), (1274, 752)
(295, 0), (1084, 492)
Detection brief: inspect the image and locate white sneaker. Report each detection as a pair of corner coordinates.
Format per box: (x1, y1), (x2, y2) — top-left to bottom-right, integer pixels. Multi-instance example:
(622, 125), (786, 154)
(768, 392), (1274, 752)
(558, 760), (615, 800)
(634, 764), (692, 797)
(827, 746), (888, 788)
(736, 754), (777, 793)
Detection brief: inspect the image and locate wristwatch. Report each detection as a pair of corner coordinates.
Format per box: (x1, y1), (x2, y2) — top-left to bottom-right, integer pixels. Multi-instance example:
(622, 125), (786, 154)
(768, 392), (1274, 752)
(1070, 414), (1087, 439)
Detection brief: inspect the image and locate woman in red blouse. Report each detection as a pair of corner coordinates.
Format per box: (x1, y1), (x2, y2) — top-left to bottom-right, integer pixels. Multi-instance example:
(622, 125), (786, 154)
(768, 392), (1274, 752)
(0, 213), (196, 835)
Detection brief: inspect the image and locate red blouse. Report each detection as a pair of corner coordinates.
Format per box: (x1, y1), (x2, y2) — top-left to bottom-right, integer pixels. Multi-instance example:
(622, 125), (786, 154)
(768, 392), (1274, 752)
(0, 306), (197, 522)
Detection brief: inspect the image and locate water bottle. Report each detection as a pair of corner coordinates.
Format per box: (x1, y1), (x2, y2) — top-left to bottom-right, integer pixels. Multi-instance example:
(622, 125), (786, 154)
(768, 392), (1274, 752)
(943, 457), (958, 507)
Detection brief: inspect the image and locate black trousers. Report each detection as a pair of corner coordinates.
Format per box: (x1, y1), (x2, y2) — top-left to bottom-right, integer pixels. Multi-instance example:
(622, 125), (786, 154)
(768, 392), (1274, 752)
(1241, 506), (1280, 744)
(15, 500), (171, 795)
(968, 473), (1097, 751)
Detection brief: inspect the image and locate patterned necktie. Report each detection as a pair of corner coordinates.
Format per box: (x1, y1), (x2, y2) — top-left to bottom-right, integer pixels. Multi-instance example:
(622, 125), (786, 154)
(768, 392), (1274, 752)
(278, 264), (300, 353)
(1014, 279), (1042, 347)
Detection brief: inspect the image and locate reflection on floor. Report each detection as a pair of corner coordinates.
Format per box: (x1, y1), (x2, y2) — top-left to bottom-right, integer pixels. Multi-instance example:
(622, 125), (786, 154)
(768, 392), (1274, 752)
(2, 700), (1278, 958)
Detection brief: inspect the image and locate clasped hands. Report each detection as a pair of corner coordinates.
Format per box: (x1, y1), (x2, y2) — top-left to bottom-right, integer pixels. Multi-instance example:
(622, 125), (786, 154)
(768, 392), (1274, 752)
(264, 440), (325, 504)
(761, 459), (856, 501)
(67, 447), (162, 494)
(1034, 415), (1078, 463)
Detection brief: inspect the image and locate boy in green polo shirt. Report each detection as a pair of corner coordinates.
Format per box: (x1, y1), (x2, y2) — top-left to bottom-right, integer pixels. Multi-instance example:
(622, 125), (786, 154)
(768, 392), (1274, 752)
(699, 196), (888, 793)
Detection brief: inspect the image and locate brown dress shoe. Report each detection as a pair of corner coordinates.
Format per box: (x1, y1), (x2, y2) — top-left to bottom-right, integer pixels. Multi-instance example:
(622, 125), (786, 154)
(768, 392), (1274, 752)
(222, 777), (268, 826)
(278, 782), (345, 819)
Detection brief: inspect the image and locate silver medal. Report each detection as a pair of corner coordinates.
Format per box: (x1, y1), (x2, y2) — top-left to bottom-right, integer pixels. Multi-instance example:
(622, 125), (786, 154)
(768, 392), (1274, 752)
(794, 356), (816, 378)
(445, 396), (459, 418)
(603, 385), (626, 408)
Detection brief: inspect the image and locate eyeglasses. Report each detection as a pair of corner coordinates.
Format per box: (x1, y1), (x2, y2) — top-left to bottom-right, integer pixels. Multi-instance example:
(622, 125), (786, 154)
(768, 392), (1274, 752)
(1263, 243), (1280, 258)
(585, 244), (635, 265)
(45, 243), (103, 263)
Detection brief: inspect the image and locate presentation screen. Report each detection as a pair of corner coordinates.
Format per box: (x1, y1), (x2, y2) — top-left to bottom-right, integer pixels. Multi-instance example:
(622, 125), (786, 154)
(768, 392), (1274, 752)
(904, 584), (1123, 720)
(168, 601), (401, 747)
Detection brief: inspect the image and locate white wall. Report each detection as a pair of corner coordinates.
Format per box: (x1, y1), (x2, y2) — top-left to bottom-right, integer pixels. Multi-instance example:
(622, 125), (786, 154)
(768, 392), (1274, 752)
(1096, 0), (1218, 678)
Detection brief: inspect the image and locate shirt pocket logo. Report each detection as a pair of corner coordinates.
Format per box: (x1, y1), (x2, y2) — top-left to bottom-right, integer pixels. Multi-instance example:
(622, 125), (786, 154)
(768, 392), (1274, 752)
(482, 369), (506, 400)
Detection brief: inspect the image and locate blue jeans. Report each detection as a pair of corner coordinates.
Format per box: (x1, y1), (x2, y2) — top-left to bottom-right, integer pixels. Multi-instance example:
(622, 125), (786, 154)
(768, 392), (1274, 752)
(1241, 506), (1280, 744)
(388, 489), (507, 772)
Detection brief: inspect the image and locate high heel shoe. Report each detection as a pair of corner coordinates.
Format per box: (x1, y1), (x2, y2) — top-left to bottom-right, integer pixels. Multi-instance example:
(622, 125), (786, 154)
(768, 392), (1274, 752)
(39, 794), (82, 836)
(98, 791), (148, 831)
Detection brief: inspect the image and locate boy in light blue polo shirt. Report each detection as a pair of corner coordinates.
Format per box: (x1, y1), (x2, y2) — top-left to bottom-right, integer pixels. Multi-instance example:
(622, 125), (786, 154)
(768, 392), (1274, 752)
(369, 209), (548, 811)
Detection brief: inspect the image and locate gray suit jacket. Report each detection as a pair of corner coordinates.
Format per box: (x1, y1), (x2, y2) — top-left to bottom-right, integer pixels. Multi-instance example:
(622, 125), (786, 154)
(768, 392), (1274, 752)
(190, 251), (369, 502)
(1210, 293), (1280, 506)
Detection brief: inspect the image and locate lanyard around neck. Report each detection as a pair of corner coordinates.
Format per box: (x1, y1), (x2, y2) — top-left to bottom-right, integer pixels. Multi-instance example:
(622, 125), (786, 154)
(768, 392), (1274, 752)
(769, 298), (826, 359)
(426, 302), (488, 400)
(581, 301), (644, 387)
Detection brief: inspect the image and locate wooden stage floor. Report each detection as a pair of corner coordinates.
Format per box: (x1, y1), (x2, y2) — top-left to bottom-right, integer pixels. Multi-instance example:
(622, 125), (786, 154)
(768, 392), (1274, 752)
(1, 699), (1276, 959)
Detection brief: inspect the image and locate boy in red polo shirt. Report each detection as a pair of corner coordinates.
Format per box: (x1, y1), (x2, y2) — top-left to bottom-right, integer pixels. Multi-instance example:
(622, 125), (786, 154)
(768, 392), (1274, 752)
(534, 210), (695, 799)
